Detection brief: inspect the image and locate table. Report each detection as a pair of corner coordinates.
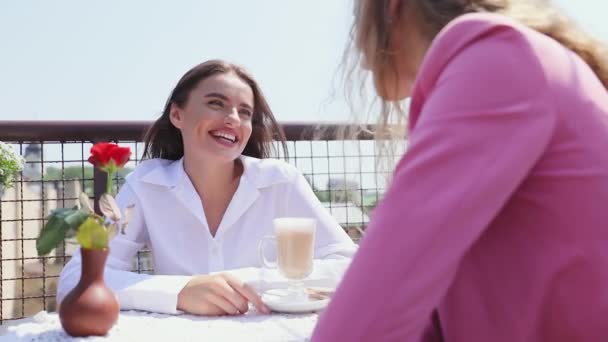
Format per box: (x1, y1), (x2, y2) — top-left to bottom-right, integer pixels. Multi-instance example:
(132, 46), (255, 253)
(0, 310), (318, 341)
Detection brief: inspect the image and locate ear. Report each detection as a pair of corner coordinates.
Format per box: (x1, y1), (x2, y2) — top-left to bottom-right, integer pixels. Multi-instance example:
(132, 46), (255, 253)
(168, 103), (184, 129)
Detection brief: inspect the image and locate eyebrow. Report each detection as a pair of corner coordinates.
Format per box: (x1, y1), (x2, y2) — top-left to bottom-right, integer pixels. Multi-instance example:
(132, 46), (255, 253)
(204, 92), (253, 111)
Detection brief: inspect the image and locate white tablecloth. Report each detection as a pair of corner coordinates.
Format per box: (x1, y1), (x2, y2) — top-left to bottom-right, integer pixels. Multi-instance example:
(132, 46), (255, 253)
(0, 310), (318, 341)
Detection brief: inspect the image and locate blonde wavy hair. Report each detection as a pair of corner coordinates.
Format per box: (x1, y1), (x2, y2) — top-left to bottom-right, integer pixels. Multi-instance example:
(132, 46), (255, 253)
(343, 0), (608, 174)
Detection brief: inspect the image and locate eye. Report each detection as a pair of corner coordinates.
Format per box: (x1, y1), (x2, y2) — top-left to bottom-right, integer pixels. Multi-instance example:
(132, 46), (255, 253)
(239, 109), (253, 117)
(208, 99), (224, 107)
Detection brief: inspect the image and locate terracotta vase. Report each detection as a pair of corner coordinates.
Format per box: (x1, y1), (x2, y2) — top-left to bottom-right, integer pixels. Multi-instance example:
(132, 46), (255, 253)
(59, 248), (119, 337)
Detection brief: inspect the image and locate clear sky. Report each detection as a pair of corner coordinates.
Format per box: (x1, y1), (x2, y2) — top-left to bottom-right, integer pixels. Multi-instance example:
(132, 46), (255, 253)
(1, 0), (606, 123)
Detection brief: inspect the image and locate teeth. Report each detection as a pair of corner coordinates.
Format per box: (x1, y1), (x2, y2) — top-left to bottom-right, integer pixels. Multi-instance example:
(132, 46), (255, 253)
(212, 131), (236, 143)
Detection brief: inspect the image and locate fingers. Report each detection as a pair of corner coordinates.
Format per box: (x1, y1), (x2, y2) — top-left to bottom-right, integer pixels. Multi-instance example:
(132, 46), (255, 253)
(198, 301), (224, 317)
(206, 291), (242, 316)
(240, 283), (270, 314)
(214, 281), (249, 314)
(223, 275), (270, 314)
(181, 274), (271, 316)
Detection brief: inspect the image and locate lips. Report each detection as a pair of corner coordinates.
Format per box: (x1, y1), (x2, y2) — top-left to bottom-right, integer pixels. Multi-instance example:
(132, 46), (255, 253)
(209, 129), (239, 145)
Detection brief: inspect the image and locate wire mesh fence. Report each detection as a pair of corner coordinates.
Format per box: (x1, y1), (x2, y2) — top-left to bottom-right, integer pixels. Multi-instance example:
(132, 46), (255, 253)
(0, 121), (403, 322)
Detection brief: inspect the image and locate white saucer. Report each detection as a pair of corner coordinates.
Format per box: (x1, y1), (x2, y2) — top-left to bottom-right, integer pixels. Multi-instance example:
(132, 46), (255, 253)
(261, 289), (329, 314)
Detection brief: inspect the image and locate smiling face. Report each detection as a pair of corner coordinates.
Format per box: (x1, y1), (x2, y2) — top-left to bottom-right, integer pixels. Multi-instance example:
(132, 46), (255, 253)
(169, 71), (254, 164)
(143, 60), (288, 162)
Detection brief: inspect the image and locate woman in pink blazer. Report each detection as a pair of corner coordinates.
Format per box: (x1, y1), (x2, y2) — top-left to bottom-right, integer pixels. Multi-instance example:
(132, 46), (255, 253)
(313, 0), (608, 341)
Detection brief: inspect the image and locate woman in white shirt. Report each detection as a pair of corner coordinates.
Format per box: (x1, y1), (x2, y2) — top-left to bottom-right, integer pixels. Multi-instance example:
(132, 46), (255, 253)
(57, 60), (356, 316)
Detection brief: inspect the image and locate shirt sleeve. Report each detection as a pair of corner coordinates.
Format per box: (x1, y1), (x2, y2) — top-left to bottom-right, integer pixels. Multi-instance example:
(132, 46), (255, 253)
(312, 22), (557, 341)
(57, 181), (192, 314)
(284, 168), (357, 259)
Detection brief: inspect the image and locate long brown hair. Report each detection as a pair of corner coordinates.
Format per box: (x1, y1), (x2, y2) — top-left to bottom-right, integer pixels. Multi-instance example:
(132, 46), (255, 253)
(349, 0), (608, 134)
(143, 59), (288, 160)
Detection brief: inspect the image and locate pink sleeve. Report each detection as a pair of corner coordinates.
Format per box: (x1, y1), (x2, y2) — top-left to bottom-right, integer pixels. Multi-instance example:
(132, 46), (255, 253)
(312, 22), (556, 341)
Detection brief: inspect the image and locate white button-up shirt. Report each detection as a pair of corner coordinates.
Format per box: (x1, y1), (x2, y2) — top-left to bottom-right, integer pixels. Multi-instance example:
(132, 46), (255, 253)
(58, 156), (356, 314)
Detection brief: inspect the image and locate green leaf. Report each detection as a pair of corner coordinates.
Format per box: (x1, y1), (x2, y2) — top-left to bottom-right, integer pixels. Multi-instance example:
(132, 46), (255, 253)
(37, 217), (65, 256)
(36, 208), (90, 256)
(76, 217), (108, 249)
(64, 210), (89, 230)
(92, 226), (109, 249)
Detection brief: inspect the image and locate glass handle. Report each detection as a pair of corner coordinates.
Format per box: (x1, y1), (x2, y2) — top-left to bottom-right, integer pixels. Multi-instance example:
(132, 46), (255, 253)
(258, 235), (277, 269)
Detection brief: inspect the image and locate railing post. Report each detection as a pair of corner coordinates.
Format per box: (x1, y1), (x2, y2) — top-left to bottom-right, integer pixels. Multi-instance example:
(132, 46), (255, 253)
(93, 166), (107, 216)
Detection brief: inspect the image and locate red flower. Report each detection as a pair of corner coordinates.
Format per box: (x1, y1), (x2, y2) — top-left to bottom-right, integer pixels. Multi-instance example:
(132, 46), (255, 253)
(88, 142), (131, 172)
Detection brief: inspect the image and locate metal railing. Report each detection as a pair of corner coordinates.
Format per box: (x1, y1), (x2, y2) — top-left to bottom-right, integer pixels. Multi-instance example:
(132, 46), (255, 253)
(0, 120), (393, 323)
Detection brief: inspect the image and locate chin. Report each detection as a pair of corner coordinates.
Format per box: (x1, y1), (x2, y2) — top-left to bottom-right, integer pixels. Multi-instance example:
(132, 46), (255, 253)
(195, 146), (243, 165)
(375, 85), (411, 101)
(214, 150), (244, 164)
(373, 75), (412, 101)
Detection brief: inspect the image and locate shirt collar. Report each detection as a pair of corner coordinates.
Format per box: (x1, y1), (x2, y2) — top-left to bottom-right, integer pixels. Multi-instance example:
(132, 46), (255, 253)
(139, 157), (184, 189)
(140, 155), (291, 190)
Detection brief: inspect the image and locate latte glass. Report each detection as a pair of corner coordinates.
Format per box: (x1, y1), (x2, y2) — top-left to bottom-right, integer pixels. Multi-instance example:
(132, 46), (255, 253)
(259, 217), (316, 301)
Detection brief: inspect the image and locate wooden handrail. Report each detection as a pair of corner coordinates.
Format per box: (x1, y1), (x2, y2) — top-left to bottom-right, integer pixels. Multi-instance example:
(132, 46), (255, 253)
(0, 121), (375, 142)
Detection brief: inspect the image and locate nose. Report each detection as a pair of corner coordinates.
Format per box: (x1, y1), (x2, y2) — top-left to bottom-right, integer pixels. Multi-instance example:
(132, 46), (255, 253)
(224, 107), (240, 126)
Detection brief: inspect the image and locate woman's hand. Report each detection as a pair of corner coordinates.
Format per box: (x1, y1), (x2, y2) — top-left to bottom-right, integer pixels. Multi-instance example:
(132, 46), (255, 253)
(177, 273), (270, 316)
